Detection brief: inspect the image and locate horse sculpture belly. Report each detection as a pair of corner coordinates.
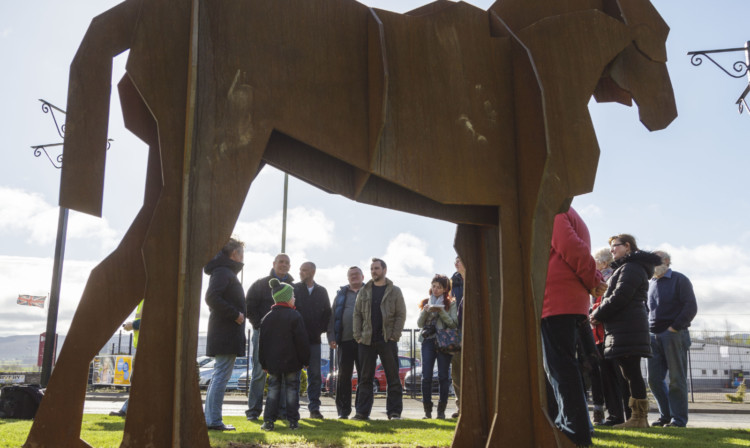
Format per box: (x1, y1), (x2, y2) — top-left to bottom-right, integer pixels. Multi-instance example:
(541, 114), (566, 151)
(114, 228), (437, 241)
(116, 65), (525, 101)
(25, 0), (675, 447)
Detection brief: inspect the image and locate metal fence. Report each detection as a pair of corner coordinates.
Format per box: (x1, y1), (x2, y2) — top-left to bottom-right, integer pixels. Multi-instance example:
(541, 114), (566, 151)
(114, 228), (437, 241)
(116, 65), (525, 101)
(89, 329), (750, 403)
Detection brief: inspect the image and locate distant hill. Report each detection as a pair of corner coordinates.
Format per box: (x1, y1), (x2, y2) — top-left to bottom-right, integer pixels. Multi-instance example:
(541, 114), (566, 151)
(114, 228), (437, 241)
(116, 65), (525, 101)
(0, 333), (212, 369)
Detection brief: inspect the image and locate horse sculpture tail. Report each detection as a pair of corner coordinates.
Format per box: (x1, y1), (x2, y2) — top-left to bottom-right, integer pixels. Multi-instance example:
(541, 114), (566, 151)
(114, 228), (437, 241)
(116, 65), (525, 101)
(60, 0), (142, 217)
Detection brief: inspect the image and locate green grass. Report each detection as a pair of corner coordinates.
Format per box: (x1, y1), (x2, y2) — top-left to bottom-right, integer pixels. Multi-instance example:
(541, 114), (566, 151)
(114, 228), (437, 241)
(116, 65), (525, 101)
(1, 416), (749, 447)
(592, 427), (750, 447)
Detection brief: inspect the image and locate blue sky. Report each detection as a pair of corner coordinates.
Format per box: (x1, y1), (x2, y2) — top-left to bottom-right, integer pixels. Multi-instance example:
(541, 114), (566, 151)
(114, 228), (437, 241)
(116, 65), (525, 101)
(1, 0), (749, 339)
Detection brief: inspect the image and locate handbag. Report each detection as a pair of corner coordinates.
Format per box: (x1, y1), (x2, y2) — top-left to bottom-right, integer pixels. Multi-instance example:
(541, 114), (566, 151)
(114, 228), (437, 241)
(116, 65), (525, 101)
(435, 328), (462, 353)
(420, 324), (437, 339)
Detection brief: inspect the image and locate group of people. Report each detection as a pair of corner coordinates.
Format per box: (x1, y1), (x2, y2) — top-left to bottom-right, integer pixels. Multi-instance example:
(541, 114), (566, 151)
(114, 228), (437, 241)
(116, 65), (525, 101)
(542, 207), (698, 447)
(203, 240), (466, 431)
(121, 208), (697, 443)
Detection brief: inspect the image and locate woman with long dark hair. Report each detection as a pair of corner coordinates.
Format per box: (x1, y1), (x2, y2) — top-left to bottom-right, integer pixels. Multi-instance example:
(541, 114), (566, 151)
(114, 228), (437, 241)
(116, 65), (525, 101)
(590, 234), (661, 428)
(417, 274), (457, 419)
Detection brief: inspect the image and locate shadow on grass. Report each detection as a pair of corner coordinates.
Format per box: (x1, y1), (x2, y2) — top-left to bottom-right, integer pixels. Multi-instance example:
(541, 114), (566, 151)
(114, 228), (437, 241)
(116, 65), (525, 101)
(208, 417), (457, 448)
(86, 418), (126, 431)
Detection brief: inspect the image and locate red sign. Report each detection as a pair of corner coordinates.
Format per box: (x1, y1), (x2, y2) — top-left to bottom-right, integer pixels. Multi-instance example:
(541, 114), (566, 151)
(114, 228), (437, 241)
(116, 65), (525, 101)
(38, 333), (58, 367)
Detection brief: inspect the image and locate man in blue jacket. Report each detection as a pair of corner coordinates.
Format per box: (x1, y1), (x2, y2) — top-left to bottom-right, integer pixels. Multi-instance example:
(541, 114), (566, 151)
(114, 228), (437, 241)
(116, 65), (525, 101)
(326, 266), (365, 419)
(647, 251), (698, 428)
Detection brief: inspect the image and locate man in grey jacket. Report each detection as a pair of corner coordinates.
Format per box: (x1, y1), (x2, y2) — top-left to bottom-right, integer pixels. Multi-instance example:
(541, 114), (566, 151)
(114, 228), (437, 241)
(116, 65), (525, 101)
(352, 258), (406, 420)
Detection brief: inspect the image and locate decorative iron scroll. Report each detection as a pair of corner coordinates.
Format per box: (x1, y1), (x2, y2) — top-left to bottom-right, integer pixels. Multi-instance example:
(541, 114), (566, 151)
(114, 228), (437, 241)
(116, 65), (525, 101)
(30, 99), (112, 168)
(40, 99), (66, 138)
(688, 45), (750, 115)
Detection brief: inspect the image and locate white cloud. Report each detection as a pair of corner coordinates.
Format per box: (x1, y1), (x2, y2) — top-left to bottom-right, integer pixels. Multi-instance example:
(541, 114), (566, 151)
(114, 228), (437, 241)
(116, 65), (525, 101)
(1, 28), (11, 38)
(380, 233), (438, 328)
(0, 255), (98, 337)
(655, 243), (748, 276)
(382, 233), (434, 277)
(0, 186), (120, 252)
(233, 206), (334, 255)
(576, 204), (603, 220)
(650, 242), (750, 332)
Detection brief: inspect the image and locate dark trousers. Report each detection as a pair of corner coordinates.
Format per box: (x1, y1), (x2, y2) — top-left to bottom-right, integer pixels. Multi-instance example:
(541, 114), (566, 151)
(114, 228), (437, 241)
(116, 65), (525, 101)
(356, 340), (402, 417)
(597, 343), (629, 421)
(335, 340), (360, 418)
(616, 355), (647, 399)
(541, 315), (592, 447)
(576, 323), (602, 405)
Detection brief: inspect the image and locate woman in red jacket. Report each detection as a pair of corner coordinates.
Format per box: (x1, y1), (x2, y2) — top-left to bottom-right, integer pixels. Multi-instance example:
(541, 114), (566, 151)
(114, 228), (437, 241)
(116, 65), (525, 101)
(542, 207), (606, 447)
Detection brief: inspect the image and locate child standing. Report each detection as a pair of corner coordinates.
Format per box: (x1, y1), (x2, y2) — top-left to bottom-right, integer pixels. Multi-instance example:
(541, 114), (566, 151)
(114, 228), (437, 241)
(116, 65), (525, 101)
(259, 278), (310, 430)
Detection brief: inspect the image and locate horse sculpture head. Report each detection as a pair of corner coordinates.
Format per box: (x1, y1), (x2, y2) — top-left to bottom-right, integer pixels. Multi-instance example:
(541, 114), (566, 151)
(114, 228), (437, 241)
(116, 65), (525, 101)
(594, 0), (678, 130)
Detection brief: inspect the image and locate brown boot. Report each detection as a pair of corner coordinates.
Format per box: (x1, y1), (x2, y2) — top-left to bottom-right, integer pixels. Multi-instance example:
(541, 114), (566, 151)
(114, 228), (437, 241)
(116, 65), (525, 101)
(613, 398), (650, 428)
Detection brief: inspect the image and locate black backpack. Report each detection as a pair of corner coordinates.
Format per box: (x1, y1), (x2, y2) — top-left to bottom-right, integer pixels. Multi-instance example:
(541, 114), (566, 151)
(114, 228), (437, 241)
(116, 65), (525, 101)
(0, 385), (44, 419)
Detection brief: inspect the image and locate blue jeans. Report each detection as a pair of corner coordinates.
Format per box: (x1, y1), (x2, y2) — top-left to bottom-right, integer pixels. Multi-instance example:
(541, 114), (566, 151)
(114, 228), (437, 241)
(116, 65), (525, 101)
(648, 329), (691, 426)
(307, 343), (322, 412)
(204, 354), (236, 426)
(264, 371), (300, 424)
(421, 338), (452, 404)
(541, 315), (591, 447)
(246, 328), (267, 418)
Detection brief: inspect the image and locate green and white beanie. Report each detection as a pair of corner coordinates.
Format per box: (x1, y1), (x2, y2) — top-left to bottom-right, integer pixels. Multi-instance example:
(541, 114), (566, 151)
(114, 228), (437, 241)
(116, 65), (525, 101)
(269, 278), (293, 303)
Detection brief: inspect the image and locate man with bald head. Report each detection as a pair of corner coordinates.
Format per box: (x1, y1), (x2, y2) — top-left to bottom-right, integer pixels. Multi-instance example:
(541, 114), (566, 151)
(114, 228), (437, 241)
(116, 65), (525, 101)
(294, 261), (331, 418)
(245, 253), (294, 420)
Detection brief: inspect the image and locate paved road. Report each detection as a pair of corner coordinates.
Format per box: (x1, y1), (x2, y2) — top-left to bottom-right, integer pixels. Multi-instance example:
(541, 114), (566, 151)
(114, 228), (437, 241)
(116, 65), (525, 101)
(84, 394), (750, 428)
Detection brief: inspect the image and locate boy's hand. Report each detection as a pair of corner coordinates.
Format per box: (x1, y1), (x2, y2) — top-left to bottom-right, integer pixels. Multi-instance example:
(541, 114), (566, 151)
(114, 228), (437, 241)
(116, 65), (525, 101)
(235, 312), (245, 324)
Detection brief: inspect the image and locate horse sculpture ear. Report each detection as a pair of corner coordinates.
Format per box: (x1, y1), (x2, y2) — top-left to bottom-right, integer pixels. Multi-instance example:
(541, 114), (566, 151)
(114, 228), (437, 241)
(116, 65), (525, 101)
(614, 0), (669, 63)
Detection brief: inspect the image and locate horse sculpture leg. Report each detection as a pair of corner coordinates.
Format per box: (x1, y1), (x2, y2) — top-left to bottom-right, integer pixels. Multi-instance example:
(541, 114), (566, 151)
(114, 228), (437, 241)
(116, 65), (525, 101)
(24, 133), (161, 448)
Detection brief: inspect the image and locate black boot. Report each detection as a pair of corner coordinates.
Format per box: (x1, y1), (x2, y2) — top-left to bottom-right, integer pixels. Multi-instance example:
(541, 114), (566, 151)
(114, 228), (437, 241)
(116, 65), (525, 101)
(422, 402), (433, 419)
(437, 402), (447, 419)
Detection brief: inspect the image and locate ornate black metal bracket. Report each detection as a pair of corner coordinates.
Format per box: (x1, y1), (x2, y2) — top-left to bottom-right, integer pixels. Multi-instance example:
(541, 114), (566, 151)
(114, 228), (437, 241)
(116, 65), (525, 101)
(31, 143), (65, 169)
(30, 99), (113, 168)
(688, 47), (750, 79)
(39, 99), (66, 138)
(688, 44), (750, 115)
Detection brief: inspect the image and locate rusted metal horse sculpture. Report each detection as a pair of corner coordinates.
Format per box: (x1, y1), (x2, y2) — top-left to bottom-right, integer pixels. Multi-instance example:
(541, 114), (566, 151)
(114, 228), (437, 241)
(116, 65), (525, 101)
(25, 0), (676, 446)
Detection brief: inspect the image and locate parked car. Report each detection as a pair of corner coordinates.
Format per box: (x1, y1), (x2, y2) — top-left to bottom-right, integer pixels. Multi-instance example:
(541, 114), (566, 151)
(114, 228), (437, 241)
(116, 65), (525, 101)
(403, 365), (455, 395)
(196, 356), (213, 368)
(238, 358), (330, 392)
(325, 356), (419, 395)
(198, 357), (249, 390)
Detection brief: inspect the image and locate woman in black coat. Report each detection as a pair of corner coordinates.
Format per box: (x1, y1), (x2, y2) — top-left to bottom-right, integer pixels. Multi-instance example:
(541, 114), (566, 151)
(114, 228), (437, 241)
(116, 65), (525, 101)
(203, 238), (246, 431)
(590, 234), (661, 429)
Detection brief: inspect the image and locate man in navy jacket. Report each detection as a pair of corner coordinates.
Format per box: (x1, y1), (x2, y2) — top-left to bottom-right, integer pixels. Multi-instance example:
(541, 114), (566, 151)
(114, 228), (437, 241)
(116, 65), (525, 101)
(647, 251), (698, 428)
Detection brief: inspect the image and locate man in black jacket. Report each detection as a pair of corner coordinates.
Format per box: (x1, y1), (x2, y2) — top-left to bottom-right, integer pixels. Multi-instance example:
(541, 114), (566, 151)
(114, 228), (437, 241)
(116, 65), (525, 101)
(203, 238), (246, 431)
(259, 278), (311, 431)
(245, 253), (293, 420)
(293, 262), (331, 419)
